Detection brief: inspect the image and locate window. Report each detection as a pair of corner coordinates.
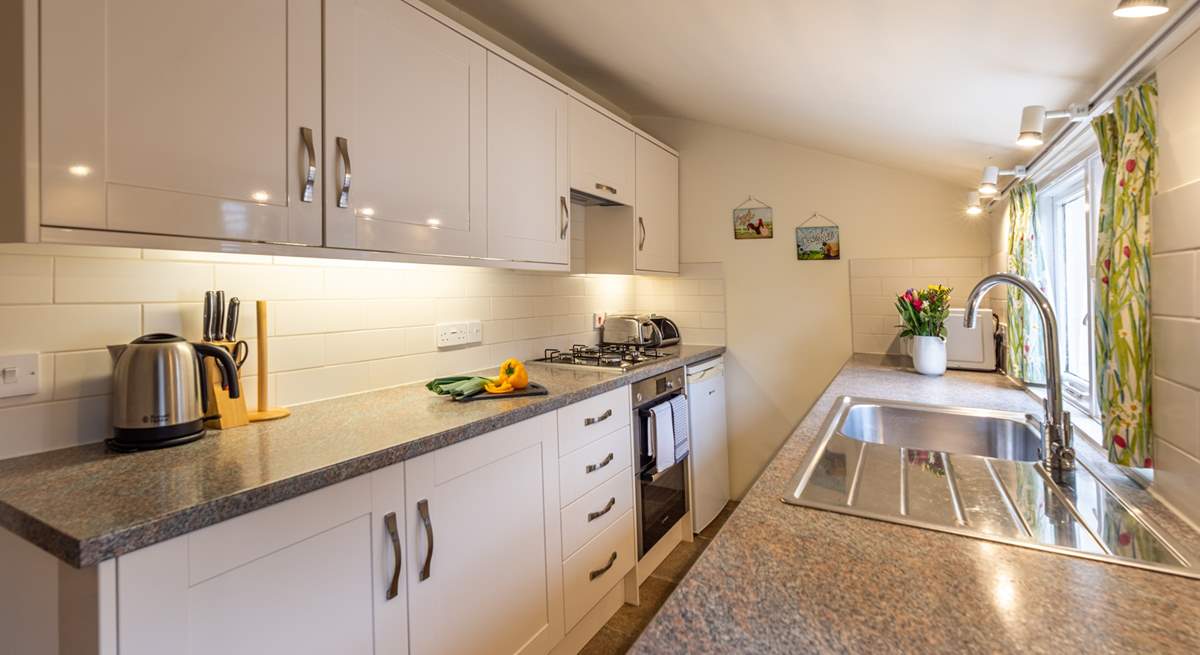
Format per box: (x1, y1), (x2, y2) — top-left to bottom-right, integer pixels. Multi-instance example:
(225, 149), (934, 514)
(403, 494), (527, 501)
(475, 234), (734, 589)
(1038, 154), (1103, 419)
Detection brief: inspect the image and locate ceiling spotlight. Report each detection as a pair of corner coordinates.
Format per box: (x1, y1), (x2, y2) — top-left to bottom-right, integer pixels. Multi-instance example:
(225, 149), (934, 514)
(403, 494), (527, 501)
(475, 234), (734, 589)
(1017, 104), (1090, 148)
(978, 165), (1027, 196)
(1113, 0), (1168, 18)
(966, 191), (982, 216)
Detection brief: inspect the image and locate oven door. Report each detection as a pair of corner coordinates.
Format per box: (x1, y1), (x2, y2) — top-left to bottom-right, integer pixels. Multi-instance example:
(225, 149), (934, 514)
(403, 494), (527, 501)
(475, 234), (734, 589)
(637, 457), (688, 557)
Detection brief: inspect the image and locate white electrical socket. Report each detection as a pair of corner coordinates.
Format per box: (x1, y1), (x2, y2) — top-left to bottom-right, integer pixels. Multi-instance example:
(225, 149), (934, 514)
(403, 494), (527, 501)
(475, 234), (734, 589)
(593, 313), (605, 329)
(0, 353), (39, 399)
(436, 321), (483, 348)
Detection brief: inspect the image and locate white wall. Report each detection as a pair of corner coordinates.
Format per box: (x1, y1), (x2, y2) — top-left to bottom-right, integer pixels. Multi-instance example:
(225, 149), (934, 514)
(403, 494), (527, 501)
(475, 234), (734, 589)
(1147, 29), (1200, 523)
(634, 117), (990, 496)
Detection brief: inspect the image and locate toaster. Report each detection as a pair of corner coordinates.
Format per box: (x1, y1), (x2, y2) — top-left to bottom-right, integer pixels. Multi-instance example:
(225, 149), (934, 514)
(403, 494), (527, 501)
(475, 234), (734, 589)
(647, 315), (680, 347)
(601, 314), (662, 346)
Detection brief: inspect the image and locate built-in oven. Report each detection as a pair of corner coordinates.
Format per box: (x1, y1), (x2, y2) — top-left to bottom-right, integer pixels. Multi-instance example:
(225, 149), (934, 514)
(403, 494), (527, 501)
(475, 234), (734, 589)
(631, 367), (688, 558)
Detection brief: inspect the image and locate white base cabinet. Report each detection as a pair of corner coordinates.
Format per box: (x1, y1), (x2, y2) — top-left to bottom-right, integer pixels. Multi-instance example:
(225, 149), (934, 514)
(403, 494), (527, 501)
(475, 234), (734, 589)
(13, 392), (652, 655)
(406, 412), (564, 655)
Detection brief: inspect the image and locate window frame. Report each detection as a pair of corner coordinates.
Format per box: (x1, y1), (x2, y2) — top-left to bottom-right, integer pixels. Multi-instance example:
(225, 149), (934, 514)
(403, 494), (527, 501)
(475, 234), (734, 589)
(1037, 154), (1103, 420)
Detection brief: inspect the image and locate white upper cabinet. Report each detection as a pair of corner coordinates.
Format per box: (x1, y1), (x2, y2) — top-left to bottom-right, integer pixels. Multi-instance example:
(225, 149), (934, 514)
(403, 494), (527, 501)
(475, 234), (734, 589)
(324, 0), (487, 257)
(635, 136), (680, 273)
(487, 54), (571, 267)
(405, 413), (564, 655)
(40, 0), (323, 245)
(569, 98), (636, 206)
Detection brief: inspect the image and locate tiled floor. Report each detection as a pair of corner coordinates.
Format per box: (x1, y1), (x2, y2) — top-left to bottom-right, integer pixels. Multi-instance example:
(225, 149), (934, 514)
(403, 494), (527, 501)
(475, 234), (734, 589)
(579, 501), (739, 655)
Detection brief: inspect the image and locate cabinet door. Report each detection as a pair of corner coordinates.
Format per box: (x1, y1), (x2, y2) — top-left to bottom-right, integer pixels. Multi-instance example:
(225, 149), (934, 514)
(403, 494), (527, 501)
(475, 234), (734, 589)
(487, 55), (570, 267)
(41, 0), (323, 245)
(406, 413), (564, 655)
(568, 99), (635, 206)
(325, 0), (487, 257)
(635, 136), (680, 273)
(117, 475), (379, 655)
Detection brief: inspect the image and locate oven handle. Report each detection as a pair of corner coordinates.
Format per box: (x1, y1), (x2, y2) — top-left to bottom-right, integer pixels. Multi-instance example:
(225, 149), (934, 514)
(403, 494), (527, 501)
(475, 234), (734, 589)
(641, 460), (685, 483)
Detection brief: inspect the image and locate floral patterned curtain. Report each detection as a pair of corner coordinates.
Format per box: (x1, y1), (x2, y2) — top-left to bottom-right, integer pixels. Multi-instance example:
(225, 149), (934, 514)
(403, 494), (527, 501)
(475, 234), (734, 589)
(1006, 182), (1050, 385)
(1092, 80), (1156, 469)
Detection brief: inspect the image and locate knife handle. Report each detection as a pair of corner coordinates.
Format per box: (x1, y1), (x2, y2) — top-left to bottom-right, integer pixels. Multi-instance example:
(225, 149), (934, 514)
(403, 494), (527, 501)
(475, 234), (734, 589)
(203, 291), (214, 342)
(214, 291), (226, 341)
(226, 298), (241, 341)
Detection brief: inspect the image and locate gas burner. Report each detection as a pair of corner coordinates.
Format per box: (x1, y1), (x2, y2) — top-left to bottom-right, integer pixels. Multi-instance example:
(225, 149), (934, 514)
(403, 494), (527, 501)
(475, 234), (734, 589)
(531, 343), (671, 372)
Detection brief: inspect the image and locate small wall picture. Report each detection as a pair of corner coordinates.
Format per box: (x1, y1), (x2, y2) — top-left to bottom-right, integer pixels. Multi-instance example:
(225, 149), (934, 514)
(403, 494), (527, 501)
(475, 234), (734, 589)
(733, 206), (773, 239)
(796, 225), (840, 260)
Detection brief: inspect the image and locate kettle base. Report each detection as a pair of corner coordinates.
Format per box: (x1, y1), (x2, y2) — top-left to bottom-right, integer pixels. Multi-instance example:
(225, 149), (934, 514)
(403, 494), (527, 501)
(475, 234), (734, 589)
(106, 427), (206, 453)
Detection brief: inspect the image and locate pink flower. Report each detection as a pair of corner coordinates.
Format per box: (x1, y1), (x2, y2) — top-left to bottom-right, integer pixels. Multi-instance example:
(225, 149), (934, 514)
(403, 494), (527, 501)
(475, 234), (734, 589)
(1125, 159), (1136, 173)
(1104, 258), (1111, 270)
(1119, 178), (1125, 188)
(1102, 275), (1109, 285)
(1119, 532), (1132, 546)
(1144, 457), (1153, 468)
(912, 299), (924, 311)
(1113, 434), (1127, 450)
(1123, 245), (1131, 258)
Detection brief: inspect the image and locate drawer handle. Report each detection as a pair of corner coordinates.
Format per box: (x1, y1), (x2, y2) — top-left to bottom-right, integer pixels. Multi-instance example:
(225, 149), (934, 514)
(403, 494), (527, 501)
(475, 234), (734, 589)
(336, 136), (352, 208)
(584, 409), (612, 426)
(383, 512), (402, 600)
(417, 499), (433, 581)
(595, 182), (618, 195)
(560, 195), (570, 240)
(586, 452), (614, 474)
(587, 497), (617, 522)
(300, 126), (316, 203)
(638, 216), (646, 251)
(589, 551), (618, 581)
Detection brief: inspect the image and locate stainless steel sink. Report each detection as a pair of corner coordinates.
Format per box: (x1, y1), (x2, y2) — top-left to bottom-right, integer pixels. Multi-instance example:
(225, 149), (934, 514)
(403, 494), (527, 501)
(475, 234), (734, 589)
(784, 396), (1200, 579)
(840, 403), (1043, 461)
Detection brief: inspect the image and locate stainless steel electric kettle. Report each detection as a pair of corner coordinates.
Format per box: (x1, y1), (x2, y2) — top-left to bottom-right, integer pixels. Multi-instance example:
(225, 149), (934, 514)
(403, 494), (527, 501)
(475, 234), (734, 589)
(107, 333), (241, 452)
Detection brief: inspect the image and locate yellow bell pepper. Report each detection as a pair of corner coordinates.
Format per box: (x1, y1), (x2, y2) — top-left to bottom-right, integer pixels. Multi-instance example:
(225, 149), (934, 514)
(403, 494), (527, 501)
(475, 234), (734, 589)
(484, 379), (514, 394)
(496, 358), (529, 390)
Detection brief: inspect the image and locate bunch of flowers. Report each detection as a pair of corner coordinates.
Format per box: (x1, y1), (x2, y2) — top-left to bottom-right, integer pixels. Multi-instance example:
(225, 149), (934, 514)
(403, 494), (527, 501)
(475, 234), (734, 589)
(895, 285), (952, 339)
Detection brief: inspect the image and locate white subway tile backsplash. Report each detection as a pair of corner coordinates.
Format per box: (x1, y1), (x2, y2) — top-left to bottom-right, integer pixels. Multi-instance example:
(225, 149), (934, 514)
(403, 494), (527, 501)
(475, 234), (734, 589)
(1154, 439), (1200, 522)
(1150, 253), (1195, 317)
(1154, 317), (1200, 389)
(52, 350), (112, 400)
(851, 258), (912, 278)
(0, 305), (142, 352)
(0, 255), (53, 304)
(912, 257), (984, 277)
(56, 258), (213, 303)
(0, 245), (714, 458)
(1152, 182), (1200, 252)
(1153, 376), (1200, 458)
(849, 277), (881, 296)
(214, 264), (324, 300)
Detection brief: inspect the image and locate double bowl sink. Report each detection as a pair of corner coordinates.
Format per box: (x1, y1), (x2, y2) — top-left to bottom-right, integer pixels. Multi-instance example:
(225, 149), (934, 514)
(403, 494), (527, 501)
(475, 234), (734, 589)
(785, 397), (1199, 578)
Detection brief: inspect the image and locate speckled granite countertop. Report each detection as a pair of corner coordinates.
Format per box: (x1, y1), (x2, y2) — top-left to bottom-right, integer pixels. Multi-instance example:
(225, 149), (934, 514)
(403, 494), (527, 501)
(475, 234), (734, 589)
(634, 354), (1200, 654)
(0, 345), (723, 567)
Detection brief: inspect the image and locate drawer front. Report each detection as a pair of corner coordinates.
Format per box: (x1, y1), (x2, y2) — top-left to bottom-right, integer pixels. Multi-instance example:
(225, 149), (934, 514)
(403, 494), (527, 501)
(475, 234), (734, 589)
(563, 509), (636, 629)
(559, 425), (631, 507)
(558, 386), (630, 455)
(561, 466), (634, 558)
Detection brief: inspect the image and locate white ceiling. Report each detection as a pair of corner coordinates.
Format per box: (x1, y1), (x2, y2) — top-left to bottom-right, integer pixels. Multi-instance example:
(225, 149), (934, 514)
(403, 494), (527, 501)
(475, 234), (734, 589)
(443, 0), (1168, 186)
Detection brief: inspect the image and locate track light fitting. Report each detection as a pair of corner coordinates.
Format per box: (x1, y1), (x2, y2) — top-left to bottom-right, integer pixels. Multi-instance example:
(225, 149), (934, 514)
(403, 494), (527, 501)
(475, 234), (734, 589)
(966, 191), (982, 216)
(1113, 0), (1169, 18)
(1017, 104), (1090, 148)
(978, 165), (1028, 196)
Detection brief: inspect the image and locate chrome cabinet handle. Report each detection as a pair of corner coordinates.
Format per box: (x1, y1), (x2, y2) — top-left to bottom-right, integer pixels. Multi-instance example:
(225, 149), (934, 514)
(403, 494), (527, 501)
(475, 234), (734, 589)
(638, 216), (646, 251)
(587, 497), (617, 522)
(336, 136), (352, 208)
(560, 195), (570, 240)
(586, 452), (614, 474)
(584, 409), (612, 426)
(595, 182), (617, 195)
(300, 126), (316, 203)
(589, 551), (618, 580)
(384, 512), (401, 600)
(417, 499), (433, 581)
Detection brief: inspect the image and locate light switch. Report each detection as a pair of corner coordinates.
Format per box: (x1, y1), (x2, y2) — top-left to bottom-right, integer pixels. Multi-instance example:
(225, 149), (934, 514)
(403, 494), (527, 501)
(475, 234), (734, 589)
(0, 354), (38, 399)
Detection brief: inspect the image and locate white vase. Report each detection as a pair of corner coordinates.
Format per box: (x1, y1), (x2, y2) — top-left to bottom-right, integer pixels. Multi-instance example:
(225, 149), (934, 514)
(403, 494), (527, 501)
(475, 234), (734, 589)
(911, 335), (947, 376)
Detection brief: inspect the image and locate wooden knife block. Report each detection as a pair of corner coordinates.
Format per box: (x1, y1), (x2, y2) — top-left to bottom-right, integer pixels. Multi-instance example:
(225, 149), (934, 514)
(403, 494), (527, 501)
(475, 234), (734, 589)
(203, 340), (249, 430)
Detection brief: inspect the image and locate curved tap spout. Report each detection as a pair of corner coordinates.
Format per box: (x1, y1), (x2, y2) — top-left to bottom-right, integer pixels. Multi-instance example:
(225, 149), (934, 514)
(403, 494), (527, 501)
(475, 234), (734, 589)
(964, 273), (1073, 473)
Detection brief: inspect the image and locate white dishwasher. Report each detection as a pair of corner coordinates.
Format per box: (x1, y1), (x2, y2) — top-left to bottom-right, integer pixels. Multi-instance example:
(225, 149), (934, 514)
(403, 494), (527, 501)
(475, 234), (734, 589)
(686, 356), (730, 533)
